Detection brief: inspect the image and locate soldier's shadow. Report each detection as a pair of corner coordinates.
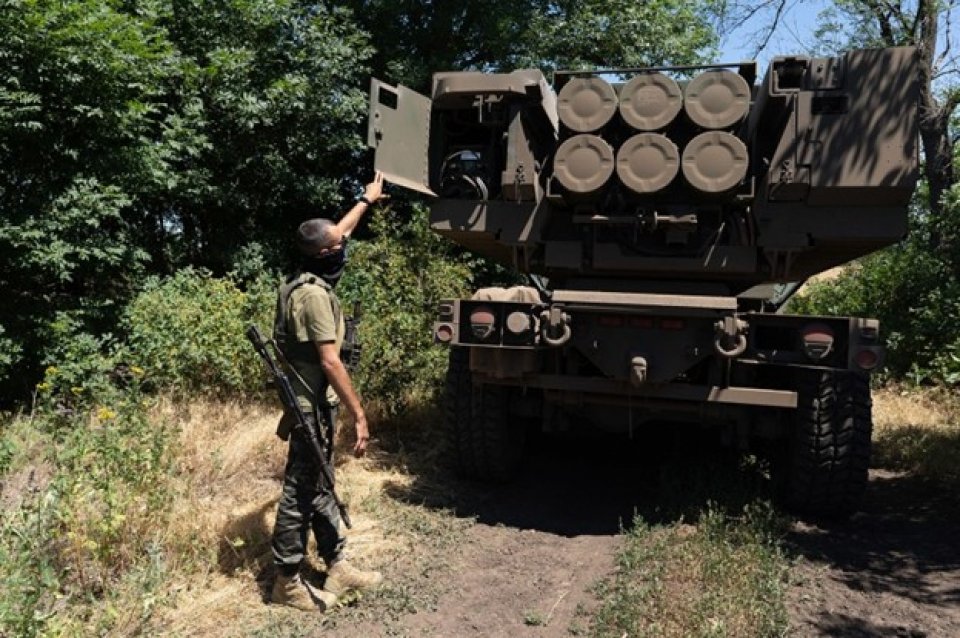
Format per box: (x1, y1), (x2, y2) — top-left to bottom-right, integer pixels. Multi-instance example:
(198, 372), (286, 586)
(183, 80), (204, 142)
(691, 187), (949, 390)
(215, 491), (337, 601)
(216, 499), (279, 602)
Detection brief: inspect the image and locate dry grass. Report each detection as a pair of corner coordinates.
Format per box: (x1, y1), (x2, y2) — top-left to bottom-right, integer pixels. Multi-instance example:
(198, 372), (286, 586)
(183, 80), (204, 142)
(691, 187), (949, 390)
(792, 265), (851, 298)
(139, 398), (467, 636)
(871, 385), (960, 484)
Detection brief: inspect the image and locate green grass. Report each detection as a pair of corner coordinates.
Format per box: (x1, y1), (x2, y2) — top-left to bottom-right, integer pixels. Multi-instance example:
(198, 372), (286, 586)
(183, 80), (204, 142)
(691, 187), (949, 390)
(589, 502), (790, 638)
(584, 449), (792, 638)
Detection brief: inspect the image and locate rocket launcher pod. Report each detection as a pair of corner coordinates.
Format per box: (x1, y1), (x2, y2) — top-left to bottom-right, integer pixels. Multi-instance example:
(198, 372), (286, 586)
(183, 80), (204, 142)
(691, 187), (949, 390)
(369, 46), (919, 293)
(619, 72), (683, 131)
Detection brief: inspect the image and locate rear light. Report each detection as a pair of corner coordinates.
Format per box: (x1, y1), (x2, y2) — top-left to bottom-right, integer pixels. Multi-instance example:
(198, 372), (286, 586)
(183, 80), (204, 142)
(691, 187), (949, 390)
(505, 311), (533, 335)
(854, 348), (880, 370)
(802, 323), (834, 360)
(469, 305), (496, 340)
(435, 323), (454, 343)
(437, 302), (455, 320)
(597, 315), (624, 327)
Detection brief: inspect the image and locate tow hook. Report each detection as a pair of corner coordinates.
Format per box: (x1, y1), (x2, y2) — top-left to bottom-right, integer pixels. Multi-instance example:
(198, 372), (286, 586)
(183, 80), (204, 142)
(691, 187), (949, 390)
(540, 306), (572, 346)
(714, 315), (748, 358)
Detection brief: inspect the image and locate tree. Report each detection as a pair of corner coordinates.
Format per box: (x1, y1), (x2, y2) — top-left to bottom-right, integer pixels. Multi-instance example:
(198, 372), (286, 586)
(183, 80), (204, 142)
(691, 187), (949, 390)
(0, 0), (175, 396)
(516, 0), (720, 71)
(0, 0), (373, 402)
(151, 1), (374, 270)
(344, 0), (719, 90)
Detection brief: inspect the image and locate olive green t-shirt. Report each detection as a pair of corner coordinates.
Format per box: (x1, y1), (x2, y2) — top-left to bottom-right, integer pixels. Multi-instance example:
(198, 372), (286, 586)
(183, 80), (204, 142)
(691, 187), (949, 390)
(282, 274), (345, 410)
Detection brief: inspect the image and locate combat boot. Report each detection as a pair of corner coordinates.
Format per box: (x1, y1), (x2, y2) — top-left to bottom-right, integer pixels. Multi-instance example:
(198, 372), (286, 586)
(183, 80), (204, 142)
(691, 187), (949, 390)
(323, 560), (383, 596)
(272, 573), (338, 612)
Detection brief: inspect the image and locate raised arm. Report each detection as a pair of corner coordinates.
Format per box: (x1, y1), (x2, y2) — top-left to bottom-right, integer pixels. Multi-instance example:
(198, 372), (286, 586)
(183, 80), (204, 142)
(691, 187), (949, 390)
(336, 171), (387, 239)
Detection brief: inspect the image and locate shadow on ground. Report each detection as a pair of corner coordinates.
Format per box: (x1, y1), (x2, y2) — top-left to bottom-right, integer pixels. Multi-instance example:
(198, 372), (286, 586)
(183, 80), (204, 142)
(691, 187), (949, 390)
(376, 412), (960, 636)
(216, 499), (278, 602)
(786, 469), (960, 636)
(377, 418), (772, 537)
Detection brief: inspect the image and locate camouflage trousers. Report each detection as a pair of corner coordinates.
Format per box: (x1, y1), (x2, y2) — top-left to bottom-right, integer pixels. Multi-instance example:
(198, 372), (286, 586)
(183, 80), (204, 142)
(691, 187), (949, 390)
(271, 406), (345, 575)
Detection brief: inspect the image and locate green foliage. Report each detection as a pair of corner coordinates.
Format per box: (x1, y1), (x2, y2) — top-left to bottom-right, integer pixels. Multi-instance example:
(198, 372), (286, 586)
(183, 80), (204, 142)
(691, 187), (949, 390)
(590, 502), (789, 638)
(790, 191), (960, 384)
(33, 314), (123, 417)
(874, 422), (960, 486)
(517, 0), (719, 71)
(346, 0), (717, 89)
(0, 323), (23, 384)
(338, 206), (473, 414)
(0, 490), (61, 637)
(1, 376), (175, 636)
(0, 0), (164, 399)
(0, 0), (373, 403)
(124, 268), (275, 394)
(156, 0), (374, 264)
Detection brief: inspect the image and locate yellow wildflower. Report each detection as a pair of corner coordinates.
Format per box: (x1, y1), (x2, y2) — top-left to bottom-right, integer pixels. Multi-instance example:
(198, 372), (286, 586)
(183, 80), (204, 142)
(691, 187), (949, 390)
(36, 382), (50, 392)
(130, 365), (145, 377)
(71, 386), (83, 395)
(45, 366), (58, 376)
(96, 407), (117, 421)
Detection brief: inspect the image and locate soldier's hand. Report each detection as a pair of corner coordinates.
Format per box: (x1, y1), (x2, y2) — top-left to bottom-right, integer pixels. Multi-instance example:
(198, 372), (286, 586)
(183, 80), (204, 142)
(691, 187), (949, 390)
(363, 171), (389, 204)
(353, 412), (370, 457)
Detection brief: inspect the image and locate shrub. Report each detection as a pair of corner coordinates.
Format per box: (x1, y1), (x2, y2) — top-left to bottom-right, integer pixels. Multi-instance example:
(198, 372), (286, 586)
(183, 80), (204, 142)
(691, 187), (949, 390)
(337, 205), (473, 415)
(123, 268), (275, 395)
(3, 366), (175, 636)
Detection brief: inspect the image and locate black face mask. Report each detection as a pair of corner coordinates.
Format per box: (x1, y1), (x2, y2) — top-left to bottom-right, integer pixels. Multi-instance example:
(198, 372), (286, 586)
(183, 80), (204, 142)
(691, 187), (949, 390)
(303, 242), (348, 287)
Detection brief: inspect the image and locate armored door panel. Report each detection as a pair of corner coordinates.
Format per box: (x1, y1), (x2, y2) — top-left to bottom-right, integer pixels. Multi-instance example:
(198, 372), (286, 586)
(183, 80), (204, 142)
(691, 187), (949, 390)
(367, 79), (435, 196)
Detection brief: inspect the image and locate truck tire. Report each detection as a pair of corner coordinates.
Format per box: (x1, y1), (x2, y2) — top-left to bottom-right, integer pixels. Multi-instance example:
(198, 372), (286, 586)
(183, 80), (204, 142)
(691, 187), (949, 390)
(443, 347), (525, 482)
(783, 370), (872, 518)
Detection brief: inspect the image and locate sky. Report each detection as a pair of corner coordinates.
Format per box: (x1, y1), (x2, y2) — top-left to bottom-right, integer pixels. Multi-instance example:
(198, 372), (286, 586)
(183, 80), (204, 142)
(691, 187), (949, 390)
(718, 0), (832, 67)
(717, 0), (957, 86)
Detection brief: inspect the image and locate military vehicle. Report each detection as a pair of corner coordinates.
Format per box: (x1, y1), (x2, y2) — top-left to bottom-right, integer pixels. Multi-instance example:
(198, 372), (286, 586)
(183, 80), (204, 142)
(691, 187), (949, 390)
(367, 47), (919, 517)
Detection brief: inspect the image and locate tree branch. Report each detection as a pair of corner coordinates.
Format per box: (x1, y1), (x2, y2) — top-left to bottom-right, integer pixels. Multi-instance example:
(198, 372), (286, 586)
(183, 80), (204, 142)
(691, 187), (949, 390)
(934, 0), (957, 70)
(932, 54), (960, 80)
(718, 0), (780, 36)
(751, 0), (789, 56)
(863, 0), (896, 44)
(942, 90), (960, 123)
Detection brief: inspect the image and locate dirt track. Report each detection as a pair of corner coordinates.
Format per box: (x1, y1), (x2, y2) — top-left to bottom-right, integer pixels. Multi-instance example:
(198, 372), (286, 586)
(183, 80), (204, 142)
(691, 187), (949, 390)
(328, 430), (960, 637)
(787, 469), (960, 637)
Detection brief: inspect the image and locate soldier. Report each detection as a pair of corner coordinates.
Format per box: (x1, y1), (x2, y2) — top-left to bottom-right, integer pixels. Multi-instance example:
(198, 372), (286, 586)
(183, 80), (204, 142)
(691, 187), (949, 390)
(270, 172), (387, 612)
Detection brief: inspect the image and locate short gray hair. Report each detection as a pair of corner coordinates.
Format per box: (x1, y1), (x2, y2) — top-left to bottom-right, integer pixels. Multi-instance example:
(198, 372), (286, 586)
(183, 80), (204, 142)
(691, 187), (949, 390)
(296, 218), (337, 255)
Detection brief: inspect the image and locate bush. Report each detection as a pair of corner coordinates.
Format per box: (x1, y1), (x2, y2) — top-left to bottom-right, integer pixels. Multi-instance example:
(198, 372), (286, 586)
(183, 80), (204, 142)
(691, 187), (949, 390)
(123, 268), (275, 395)
(2, 362), (175, 636)
(337, 205), (473, 415)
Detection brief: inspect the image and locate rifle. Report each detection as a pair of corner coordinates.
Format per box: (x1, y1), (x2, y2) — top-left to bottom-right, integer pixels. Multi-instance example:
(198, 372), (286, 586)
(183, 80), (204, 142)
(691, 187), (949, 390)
(341, 300), (362, 371)
(245, 324), (352, 529)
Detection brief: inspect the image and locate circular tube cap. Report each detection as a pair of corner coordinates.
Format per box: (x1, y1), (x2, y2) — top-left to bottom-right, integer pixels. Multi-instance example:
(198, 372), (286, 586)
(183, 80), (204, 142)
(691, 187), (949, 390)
(554, 134), (615, 194)
(619, 73), (682, 131)
(616, 133), (679, 194)
(681, 131), (749, 193)
(683, 70), (751, 129)
(557, 77), (618, 132)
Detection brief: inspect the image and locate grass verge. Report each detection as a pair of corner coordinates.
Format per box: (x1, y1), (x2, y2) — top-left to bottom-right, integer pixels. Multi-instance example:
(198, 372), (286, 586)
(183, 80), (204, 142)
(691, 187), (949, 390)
(872, 385), (960, 485)
(584, 448), (792, 638)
